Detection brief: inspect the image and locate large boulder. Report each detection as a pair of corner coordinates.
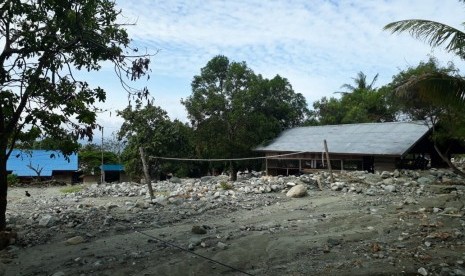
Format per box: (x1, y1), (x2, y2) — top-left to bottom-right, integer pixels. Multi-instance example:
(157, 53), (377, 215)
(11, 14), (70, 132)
(286, 184), (307, 198)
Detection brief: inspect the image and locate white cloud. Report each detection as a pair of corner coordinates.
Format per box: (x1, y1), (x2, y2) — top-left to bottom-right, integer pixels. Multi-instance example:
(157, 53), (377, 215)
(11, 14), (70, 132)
(95, 0), (465, 126)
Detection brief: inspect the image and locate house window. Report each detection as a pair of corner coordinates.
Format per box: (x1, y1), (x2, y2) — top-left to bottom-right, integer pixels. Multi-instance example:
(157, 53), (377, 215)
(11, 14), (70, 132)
(343, 160), (363, 170)
(330, 160), (342, 170)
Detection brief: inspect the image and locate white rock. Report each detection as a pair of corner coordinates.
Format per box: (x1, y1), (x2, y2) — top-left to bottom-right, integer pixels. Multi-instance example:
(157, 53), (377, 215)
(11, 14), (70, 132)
(418, 267), (428, 276)
(286, 182), (296, 187)
(286, 184), (307, 198)
(65, 236), (85, 245)
(384, 185), (397, 193)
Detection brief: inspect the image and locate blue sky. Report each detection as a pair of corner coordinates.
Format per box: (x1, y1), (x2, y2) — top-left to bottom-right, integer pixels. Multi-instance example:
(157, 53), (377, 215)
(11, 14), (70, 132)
(92, 0), (465, 135)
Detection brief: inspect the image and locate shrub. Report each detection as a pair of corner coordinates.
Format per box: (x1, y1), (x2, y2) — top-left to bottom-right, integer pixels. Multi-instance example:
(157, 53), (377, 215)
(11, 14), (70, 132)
(220, 181), (233, 190)
(7, 174), (19, 186)
(60, 185), (85, 194)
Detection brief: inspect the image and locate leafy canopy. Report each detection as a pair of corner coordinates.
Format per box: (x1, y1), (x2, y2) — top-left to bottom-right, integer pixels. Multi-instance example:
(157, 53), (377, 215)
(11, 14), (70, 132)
(0, 0), (151, 230)
(182, 55), (309, 177)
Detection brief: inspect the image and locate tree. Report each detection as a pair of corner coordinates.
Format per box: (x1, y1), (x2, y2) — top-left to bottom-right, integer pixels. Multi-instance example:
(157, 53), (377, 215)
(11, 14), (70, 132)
(310, 72), (396, 125)
(0, 1), (151, 230)
(117, 103), (194, 180)
(337, 71), (379, 95)
(182, 55), (309, 180)
(385, 8), (465, 176)
(79, 143), (118, 176)
(384, 58), (465, 175)
(384, 7), (465, 106)
(103, 132), (125, 163)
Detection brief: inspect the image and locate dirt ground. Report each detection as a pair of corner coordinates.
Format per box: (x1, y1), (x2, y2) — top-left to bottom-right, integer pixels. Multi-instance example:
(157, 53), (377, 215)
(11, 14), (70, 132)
(1, 178), (465, 276)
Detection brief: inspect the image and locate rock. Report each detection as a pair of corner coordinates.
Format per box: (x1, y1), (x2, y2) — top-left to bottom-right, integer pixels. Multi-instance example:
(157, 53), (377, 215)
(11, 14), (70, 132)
(286, 182), (296, 187)
(152, 195), (168, 205)
(418, 267), (428, 276)
(383, 185), (397, 193)
(217, 242), (227, 250)
(51, 272), (66, 276)
(200, 176), (214, 183)
(65, 236), (85, 245)
(191, 225), (207, 234)
(381, 171), (391, 179)
(417, 176), (434, 186)
(286, 184), (307, 198)
(0, 231), (17, 250)
(330, 182), (345, 191)
(170, 177), (182, 184)
(38, 214), (57, 227)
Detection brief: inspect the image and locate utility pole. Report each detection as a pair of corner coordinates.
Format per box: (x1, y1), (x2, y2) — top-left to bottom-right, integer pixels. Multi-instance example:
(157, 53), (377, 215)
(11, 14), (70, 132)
(101, 126), (105, 184)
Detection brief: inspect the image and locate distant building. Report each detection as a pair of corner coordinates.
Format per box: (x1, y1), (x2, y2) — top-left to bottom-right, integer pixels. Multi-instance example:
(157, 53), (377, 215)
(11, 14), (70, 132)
(7, 149), (78, 183)
(256, 121), (461, 176)
(100, 164), (128, 183)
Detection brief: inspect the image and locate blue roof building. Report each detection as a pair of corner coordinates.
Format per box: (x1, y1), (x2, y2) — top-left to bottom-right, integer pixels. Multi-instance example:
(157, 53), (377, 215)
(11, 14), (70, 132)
(100, 164), (125, 172)
(7, 149), (78, 179)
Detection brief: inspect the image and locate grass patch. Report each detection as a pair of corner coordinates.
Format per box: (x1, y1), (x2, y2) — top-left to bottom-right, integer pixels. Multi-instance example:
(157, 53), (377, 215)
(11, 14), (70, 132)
(220, 181), (233, 190)
(60, 185), (86, 194)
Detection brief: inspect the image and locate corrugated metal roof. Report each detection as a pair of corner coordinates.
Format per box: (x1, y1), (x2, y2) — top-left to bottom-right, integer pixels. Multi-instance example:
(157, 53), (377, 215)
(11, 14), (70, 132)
(7, 149), (78, 177)
(100, 164), (125, 171)
(256, 121), (430, 156)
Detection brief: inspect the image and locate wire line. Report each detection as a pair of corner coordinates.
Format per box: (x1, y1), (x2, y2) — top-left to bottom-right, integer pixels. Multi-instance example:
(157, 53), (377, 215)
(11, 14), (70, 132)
(127, 225), (255, 276)
(149, 151), (307, 162)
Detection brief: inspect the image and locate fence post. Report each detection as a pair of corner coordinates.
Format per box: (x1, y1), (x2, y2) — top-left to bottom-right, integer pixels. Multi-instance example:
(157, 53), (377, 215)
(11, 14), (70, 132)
(139, 147), (155, 199)
(324, 140), (334, 183)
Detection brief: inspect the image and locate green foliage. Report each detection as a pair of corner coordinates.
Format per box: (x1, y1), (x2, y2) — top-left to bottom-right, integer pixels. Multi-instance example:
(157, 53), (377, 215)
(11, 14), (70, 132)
(383, 57), (459, 121)
(310, 72), (396, 125)
(60, 184), (85, 194)
(182, 55), (309, 177)
(118, 103), (195, 179)
(220, 181), (233, 190)
(0, 0), (152, 230)
(78, 144), (118, 174)
(7, 174), (18, 187)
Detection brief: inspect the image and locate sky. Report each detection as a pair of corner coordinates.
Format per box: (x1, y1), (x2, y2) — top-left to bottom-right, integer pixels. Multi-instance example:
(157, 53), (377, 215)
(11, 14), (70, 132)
(91, 0), (465, 136)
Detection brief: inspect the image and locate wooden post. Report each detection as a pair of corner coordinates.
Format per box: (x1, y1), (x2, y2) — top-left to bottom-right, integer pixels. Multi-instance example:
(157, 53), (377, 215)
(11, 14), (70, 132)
(265, 157), (268, 176)
(324, 140), (334, 183)
(139, 147), (155, 199)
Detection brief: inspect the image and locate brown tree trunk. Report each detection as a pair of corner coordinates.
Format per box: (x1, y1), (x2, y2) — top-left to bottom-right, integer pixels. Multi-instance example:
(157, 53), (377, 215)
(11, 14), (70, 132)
(434, 143), (465, 179)
(0, 152), (8, 230)
(229, 160), (237, 181)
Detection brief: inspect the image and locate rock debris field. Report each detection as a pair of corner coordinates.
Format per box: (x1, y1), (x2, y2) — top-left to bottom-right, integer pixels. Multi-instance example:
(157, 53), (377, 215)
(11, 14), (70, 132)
(2, 169), (465, 276)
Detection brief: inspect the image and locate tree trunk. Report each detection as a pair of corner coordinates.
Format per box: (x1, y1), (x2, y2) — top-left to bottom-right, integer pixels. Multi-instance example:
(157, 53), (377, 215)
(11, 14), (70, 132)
(0, 152), (8, 230)
(229, 160), (237, 181)
(139, 147), (155, 199)
(434, 143), (465, 178)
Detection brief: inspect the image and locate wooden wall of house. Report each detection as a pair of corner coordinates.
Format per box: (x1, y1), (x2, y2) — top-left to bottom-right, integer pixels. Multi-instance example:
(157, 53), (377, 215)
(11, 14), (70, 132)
(83, 175), (100, 184)
(373, 156), (397, 171)
(52, 173), (73, 184)
(264, 152), (367, 175)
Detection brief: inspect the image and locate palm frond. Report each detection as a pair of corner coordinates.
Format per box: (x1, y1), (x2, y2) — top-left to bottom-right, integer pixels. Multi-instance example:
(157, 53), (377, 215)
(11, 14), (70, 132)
(384, 20), (465, 59)
(368, 73), (379, 90)
(396, 72), (465, 109)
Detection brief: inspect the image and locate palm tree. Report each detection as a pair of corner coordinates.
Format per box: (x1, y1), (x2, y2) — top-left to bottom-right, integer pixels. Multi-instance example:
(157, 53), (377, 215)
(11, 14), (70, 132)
(384, 17), (465, 106)
(385, 13), (465, 176)
(337, 71), (379, 95)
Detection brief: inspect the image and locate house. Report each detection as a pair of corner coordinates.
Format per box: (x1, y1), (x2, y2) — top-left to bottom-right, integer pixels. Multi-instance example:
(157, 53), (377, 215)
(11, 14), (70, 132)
(7, 149), (78, 183)
(255, 121), (454, 176)
(101, 164), (129, 183)
(82, 164), (128, 184)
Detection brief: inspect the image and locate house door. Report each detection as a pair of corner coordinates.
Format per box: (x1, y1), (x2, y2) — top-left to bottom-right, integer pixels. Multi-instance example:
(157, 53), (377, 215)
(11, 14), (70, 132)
(363, 156), (374, 173)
